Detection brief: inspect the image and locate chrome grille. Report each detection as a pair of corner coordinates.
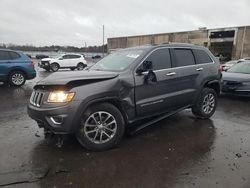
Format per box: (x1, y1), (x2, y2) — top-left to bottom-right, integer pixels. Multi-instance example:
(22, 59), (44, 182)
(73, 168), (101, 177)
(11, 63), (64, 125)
(30, 91), (44, 107)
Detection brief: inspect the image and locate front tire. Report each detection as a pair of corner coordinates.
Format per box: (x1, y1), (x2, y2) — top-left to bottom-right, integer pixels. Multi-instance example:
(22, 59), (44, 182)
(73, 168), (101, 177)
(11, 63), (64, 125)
(76, 103), (125, 151)
(192, 88), (217, 119)
(8, 71), (26, 86)
(50, 63), (59, 72)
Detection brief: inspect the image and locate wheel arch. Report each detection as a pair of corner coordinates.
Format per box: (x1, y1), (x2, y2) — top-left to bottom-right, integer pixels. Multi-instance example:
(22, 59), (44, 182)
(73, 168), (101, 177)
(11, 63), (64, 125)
(203, 80), (221, 96)
(8, 68), (27, 79)
(78, 97), (129, 127)
(77, 62), (87, 67)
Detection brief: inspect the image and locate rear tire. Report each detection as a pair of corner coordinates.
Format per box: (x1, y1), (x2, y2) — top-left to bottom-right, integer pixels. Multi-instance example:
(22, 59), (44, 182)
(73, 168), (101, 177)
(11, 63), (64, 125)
(76, 103), (125, 151)
(192, 88), (217, 119)
(8, 71), (26, 86)
(50, 63), (59, 72)
(77, 63), (86, 70)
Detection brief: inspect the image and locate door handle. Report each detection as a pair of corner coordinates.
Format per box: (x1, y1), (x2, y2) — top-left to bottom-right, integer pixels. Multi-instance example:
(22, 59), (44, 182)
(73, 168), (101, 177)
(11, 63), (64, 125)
(196, 68), (204, 71)
(166, 72), (176, 76)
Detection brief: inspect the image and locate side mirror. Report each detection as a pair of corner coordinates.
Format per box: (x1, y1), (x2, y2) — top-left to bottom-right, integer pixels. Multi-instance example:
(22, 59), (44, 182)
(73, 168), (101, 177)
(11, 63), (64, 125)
(136, 61), (153, 75)
(136, 68), (144, 75)
(143, 60), (153, 70)
(59, 57), (63, 60)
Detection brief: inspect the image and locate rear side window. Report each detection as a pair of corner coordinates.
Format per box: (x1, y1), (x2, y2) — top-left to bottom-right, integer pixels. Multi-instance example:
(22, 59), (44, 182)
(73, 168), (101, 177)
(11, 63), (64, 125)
(173, 49), (195, 67)
(0, 50), (11, 60)
(193, 49), (213, 64)
(145, 48), (171, 70)
(70, 55), (81, 59)
(9, 52), (21, 60)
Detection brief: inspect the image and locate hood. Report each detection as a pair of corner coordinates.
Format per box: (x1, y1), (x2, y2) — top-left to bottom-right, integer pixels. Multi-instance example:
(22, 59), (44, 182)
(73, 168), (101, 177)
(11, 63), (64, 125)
(37, 70), (119, 86)
(222, 72), (250, 82)
(41, 58), (54, 61)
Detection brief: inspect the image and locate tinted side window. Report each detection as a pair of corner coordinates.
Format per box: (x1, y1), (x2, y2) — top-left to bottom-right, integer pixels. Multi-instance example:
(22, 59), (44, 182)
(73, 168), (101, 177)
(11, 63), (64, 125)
(0, 51), (11, 61)
(63, 55), (70, 59)
(173, 49), (195, 67)
(71, 55), (80, 59)
(9, 52), (21, 60)
(193, 49), (213, 64)
(145, 48), (171, 70)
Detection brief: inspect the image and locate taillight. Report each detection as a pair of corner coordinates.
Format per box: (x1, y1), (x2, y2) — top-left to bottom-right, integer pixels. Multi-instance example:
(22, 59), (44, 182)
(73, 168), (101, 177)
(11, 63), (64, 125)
(219, 65), (223, 72)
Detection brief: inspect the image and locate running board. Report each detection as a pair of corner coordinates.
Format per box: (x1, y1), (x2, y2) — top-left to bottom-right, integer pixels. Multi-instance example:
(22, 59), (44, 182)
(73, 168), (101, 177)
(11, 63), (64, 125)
(129, 106), (190, 135)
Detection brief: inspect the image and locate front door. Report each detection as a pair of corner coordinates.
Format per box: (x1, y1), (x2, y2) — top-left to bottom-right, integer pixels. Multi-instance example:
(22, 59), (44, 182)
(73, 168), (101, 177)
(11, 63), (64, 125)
(0, 50), (12, 80)
(134, 48), (180, 117)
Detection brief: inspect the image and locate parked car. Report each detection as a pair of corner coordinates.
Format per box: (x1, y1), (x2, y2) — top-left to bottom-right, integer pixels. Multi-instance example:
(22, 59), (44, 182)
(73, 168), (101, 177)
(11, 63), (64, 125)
(36, 54), (49, 59)
(220, 59), (245, 71)
(28, 43), (221, 151)
(240, 57), (250, 61)
(221, 60), (250, 97)
(0, 49), (36, 86)
(92, 55), (101, 59)
(39, 53), (87, 72)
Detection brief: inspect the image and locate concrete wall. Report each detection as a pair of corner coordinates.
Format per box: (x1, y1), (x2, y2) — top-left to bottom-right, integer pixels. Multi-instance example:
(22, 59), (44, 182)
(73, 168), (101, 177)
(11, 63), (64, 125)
(108, 30), (208, 50)
(107, 26), (250, 59)
(242, 26), (250, 58)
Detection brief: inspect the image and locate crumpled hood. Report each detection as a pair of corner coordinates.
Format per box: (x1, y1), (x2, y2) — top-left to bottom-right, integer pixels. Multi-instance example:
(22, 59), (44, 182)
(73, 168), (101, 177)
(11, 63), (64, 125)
(41, 58), (54, 61)
(36, 70), (119, 86)
(222, 72), (250, 82)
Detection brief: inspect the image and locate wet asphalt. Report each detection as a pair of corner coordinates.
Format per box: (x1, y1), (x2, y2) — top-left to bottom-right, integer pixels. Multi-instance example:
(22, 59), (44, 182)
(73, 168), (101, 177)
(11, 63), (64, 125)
(0, 64), (250, 188)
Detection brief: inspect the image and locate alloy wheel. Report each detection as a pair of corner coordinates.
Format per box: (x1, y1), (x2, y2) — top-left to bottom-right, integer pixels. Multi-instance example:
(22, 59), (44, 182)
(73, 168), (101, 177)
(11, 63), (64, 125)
(11, 73), (24, 86)
(202, 93), (215, 114)
(82, 111), (117, 144)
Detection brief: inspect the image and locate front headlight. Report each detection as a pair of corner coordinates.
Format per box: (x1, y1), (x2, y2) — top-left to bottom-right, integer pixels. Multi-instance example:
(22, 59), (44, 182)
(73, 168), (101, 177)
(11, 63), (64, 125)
(47, 91), (75, 103)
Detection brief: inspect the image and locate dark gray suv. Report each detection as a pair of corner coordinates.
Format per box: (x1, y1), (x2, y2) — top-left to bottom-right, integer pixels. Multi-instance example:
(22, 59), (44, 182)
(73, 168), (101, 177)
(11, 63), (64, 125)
(28, 43), (221, 151)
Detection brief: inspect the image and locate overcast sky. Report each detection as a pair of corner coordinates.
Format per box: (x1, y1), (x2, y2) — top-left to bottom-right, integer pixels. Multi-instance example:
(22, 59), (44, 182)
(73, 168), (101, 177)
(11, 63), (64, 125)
(0, 0), (250, 47)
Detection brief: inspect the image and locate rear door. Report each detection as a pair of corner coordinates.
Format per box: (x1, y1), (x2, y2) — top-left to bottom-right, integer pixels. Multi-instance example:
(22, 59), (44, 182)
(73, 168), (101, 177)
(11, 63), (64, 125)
(134, 48), (181, 117)
(70, 55), (81, 66)
(170, 48), (201, 107)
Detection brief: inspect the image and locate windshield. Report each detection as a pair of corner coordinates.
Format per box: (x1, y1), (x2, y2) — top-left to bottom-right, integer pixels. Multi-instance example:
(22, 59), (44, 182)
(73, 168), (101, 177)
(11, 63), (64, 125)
(227, 62), (250, 74)
(90, 49), (145, 71)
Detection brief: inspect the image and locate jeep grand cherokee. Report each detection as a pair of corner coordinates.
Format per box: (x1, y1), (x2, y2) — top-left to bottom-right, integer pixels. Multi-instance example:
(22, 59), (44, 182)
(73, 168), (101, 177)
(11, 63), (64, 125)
(28, 43), (221, 151)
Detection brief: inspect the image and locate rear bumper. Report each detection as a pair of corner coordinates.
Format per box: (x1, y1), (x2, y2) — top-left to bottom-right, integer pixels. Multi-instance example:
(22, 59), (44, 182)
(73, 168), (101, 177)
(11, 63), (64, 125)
(27, 101), (83, 134)
(27, 72), (36, 80)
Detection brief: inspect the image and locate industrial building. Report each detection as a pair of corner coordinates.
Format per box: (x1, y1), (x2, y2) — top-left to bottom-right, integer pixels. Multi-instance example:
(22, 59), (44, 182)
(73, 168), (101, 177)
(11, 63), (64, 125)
(107, 25), (250, 60)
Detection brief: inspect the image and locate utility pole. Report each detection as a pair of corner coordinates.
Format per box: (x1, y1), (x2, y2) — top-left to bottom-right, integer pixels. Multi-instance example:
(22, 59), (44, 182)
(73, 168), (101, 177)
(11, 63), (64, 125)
(102, 25), (105, 58)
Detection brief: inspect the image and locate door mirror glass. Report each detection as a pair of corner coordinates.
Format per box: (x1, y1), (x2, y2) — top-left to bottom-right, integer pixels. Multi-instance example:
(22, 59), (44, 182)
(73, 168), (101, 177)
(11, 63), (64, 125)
(136, 61), (153, 75)
(143, 60), (153, 70)
(136, 68), (144, 75)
